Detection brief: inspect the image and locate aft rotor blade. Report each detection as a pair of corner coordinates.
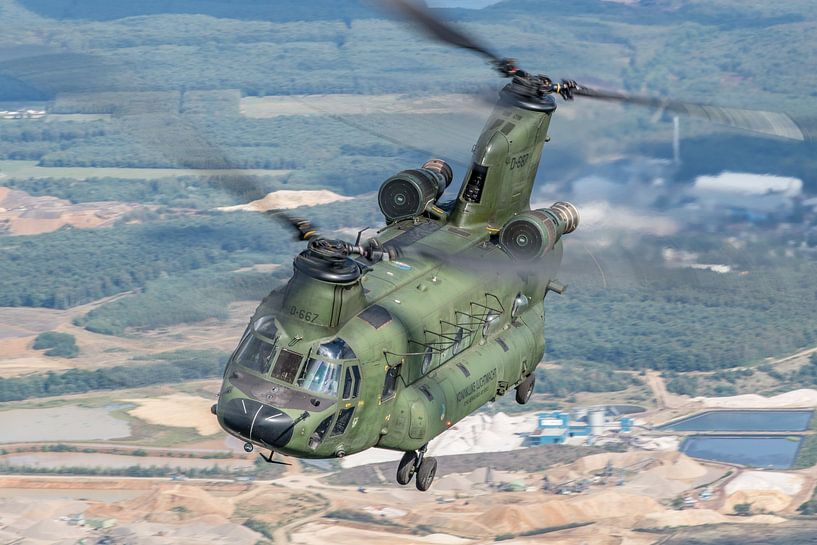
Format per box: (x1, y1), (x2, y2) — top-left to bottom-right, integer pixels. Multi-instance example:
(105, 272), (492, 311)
(573, 85), (808, 141)
(403, 246), (545, 278)
(383, 0), (503, 65)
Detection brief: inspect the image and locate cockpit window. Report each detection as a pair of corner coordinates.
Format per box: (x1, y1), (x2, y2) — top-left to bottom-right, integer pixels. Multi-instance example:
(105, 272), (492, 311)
(297, 357), (340, 397)
(232, 316), (279, 374)
(316, 338), (356, 360)
(271, 349), (302, 383)
(234, 334), (276, 374)
(252, 315), (278, 340)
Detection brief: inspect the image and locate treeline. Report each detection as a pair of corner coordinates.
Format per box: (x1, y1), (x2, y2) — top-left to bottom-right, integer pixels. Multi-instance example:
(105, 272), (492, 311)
(534, 364), (641, 397)
(665, 353), (817, 397)
(0, 120), (106, 142)
(18, 0), (377, 23)
(0, 350), (227, 402)
(0, 463), (250, 479)
(0, 119), (107, 161)
(0, 464), (223, 478)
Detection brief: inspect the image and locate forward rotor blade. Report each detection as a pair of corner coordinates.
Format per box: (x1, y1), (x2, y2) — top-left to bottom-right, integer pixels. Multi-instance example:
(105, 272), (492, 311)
(383, 0), (503, 64)
(118, 113), (323, 242)
(573, 85), (807, 141)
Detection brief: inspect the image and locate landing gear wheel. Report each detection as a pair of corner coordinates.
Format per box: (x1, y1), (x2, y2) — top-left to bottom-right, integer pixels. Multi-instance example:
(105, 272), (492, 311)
(516, 372), (535, 405)
(396, 451), (418, 485)
(415, 457), (437, 491)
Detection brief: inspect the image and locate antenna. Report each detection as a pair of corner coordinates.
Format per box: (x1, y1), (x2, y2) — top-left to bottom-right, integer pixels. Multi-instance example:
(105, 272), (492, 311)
(673, 115), (681, 166)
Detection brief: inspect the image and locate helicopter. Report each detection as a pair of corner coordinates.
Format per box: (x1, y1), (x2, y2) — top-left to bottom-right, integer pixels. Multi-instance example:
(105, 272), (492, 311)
(212, 0), (811, 491)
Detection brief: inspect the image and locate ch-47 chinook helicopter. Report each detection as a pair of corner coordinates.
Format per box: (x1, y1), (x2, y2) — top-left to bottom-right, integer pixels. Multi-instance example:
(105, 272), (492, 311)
(213, 0), (811, 491)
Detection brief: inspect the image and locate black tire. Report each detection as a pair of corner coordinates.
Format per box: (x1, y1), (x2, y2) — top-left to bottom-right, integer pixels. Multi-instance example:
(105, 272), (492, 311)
(396, 451), (417, 485)
(515, 372), (535, 405)
(415, 457), (437, 491)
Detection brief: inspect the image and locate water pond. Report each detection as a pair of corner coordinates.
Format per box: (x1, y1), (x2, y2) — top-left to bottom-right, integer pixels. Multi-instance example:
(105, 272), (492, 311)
(0, 405), (131, 443)
(663, 410), (813, 432)
(680, 435), (802, 469)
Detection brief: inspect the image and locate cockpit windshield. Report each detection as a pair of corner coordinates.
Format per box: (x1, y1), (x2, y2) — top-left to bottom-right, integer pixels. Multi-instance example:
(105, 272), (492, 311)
(297, 358), (340, 396)
(234, 333), (276, 374)
(294, 338), (355, 397)
(252, 315), (278, 340)
(233, 316), (278, 374)
(316, 338), (356, 360)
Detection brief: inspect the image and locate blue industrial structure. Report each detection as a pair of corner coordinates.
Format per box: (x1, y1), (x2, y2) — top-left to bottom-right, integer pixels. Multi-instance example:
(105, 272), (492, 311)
(527, 410), (634, 446)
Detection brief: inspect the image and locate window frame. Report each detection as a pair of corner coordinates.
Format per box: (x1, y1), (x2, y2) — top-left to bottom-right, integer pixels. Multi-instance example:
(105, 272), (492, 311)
(381, 364), (401, 401)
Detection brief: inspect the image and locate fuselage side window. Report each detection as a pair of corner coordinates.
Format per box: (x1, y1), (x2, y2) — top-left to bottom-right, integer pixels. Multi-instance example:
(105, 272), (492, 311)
(331, 407), (354, 436)
(342, 366), (354, 399)
(382, 364), (401, 400)
(351, 365), (361, 398)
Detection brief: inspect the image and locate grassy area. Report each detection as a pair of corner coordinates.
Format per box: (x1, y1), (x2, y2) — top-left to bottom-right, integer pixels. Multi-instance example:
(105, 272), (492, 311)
(242, 519), (274, 540)
(797, 485), (817, 516)
(324, 509), (404, 527)
(662, 522), (817, 544)
(793, 435), (817, 469)
(495, 522), (593, 541)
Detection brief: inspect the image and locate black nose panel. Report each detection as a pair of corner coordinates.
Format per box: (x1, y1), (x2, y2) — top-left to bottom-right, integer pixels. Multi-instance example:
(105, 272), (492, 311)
(220, 398), (295, 448)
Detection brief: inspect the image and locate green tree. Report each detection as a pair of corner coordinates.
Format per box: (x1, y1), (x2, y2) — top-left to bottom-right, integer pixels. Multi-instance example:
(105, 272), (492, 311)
(734, 503), (752, 516)
(32, 332), (79, 358)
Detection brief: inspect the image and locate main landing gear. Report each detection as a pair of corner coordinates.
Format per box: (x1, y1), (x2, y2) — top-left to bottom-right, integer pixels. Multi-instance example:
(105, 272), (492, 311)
(516, 372), (535, 405)
(396, 445), (437, 491)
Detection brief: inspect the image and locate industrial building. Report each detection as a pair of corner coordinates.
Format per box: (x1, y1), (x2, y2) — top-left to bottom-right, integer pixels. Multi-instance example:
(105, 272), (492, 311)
(527, 408), (633, 445)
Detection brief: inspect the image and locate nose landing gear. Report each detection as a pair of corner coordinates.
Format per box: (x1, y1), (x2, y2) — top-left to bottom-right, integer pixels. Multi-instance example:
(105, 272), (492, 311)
(396, 445), (437, 491)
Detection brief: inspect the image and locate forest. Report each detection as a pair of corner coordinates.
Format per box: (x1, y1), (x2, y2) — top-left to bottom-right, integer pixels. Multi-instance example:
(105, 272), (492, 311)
(0, 0), (816, 396)
(547, 236), (817, 372)
(0, 195), (382, 309)
(75, 267), (287, 335)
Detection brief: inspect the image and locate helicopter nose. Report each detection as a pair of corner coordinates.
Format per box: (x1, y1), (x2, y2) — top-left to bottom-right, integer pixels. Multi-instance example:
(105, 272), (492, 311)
(218, 397), (295, 448)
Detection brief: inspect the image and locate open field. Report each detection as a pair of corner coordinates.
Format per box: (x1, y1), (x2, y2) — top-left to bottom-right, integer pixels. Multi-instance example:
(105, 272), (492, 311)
(125, 394), (222, 436)
(0, 298), (256, 378)
(0, 160), (291, 181)
(0, 187), (151, 235)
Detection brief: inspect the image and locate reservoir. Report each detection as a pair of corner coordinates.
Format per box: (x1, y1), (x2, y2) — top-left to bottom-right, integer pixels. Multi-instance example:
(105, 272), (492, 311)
(0, 405), (131, 443)
(680, 436), (802, 469)
(662, 410), (813, 432)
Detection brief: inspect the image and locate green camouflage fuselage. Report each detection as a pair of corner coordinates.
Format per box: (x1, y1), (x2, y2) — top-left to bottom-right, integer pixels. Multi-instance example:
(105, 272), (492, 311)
(216, 89), (575, 459)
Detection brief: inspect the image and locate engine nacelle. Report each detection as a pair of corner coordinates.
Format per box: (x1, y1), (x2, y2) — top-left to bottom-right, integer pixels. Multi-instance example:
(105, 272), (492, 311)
(378, 159), (453, 223)
(499, 201), (579, 260)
